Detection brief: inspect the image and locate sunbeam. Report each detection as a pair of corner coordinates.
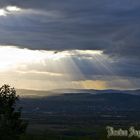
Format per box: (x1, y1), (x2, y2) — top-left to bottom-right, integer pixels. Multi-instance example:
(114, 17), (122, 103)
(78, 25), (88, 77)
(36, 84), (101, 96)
(0, 46), (137, 90)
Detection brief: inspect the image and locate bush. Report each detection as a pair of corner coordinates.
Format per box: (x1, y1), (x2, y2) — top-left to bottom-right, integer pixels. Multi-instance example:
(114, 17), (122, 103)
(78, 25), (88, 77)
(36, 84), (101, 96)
(0, 85), (28, 140)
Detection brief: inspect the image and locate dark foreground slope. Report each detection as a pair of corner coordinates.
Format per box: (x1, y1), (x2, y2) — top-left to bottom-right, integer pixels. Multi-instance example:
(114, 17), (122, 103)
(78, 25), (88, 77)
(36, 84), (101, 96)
(19, 90), (140, 139)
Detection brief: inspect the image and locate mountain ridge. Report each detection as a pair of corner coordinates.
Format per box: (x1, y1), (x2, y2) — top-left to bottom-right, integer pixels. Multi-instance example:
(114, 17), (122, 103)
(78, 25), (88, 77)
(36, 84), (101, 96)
(16, 88), (140, 97)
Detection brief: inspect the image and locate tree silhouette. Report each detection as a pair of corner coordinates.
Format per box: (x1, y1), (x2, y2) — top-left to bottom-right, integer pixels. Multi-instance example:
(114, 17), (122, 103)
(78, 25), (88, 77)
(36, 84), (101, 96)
(0, 85), (28, 140)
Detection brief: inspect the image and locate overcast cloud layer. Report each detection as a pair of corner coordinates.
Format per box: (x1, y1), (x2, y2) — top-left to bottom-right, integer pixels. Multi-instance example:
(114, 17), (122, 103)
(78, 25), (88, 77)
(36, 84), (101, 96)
(0, 0), (140, 89)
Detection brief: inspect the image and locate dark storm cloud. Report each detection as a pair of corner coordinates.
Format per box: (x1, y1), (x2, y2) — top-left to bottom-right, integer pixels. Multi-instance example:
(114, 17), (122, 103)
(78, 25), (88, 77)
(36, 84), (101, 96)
(0, 0), (140, 53)
(0, 0), (140, 82)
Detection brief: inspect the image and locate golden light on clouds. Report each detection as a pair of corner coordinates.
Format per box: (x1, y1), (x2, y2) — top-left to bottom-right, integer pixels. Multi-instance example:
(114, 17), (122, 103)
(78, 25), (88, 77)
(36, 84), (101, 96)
(72, 80), (107, 90)
(82, 80), (107, 89)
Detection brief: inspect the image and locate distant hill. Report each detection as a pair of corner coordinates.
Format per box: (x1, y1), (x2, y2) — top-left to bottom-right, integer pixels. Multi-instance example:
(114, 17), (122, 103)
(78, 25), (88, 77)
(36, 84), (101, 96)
(17, 88), (140, 115)
(18, 90), (140, 115)
(17, 88), (140, 97)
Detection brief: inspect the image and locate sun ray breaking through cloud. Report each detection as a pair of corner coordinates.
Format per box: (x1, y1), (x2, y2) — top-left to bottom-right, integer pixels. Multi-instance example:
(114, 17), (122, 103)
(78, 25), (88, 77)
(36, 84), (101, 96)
(0, 45), (137, 90)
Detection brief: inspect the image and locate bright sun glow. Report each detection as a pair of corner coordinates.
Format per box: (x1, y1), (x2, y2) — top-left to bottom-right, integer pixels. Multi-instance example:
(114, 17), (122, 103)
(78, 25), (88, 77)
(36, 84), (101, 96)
(0, 46), (67, 71)
(0, 46), (103, 71)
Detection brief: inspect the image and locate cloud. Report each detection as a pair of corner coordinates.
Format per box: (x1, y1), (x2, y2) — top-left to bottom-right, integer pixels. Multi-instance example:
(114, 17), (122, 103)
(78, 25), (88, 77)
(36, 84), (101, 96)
(0, 0), (139, 72)
(0, 0), (140, 89)
(0, 0), (139, 53)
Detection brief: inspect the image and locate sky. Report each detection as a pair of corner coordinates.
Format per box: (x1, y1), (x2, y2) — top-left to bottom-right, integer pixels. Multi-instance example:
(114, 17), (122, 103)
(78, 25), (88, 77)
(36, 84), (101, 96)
(0, 0), (140, 90)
